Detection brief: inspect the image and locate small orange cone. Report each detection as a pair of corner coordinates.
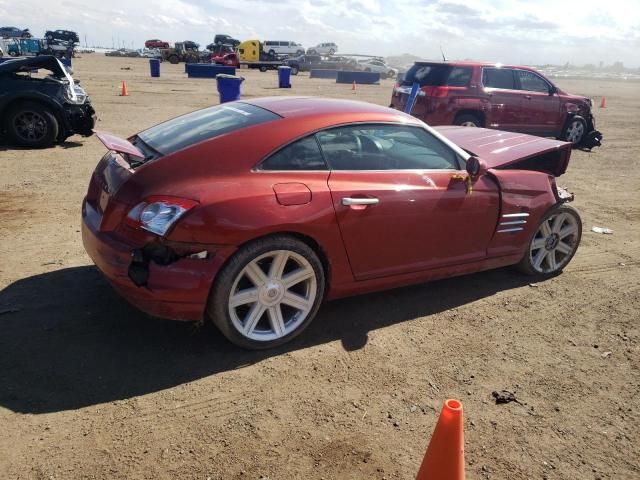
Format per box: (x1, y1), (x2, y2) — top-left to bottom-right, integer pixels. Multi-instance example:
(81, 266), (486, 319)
(416, 399), (465, 480)
(599, 97), (606, 108)
(352, 80), (356, 91)
(120, 81), (129, 96)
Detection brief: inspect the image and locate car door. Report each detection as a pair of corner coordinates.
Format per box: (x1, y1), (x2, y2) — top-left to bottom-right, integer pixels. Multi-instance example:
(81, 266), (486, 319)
(515, 69), (561, 135)
(481, 67), (524, 131)
(319, 124), (500, 281)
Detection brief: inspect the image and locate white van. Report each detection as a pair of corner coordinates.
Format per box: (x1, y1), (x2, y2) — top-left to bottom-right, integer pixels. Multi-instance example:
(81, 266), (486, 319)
(263, 41), (305, 57)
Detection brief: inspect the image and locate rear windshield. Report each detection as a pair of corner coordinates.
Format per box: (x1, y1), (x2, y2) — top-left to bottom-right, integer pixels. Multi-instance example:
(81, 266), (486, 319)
(402, 64), (472, 87)
(137, 103), (280, 155)
(402, 64), (450, 86)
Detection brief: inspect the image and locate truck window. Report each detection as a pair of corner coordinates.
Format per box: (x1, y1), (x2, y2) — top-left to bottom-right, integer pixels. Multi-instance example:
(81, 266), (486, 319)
(446, 67), (472, 87)
(482, 68), (516, 89)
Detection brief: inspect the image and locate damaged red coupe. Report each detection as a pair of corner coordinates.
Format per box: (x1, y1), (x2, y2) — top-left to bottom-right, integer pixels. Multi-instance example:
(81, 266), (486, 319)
(82, 97), (582, 349)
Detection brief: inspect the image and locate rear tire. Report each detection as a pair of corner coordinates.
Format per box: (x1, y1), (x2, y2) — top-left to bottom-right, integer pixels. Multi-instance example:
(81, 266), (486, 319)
(516, 204), (582, 276)
(168, 54), (179, 64)
(208, 236), (325, 350)
(4, 101), (59, 148)
(290, 66), (299, 75)
(454, 113), (482, 127)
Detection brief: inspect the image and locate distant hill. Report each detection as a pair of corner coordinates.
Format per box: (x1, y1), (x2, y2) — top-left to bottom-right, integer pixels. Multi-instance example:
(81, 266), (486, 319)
(385, 53), (430, 72)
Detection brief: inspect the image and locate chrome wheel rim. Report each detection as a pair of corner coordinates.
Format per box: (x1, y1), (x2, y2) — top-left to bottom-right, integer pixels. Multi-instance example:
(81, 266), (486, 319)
(14, 111), (47, 141)
(565, 120), (585, 143)
(228, 250), (317, 341)
(529, 212), (579, 273)
(460, 121), (477, 127)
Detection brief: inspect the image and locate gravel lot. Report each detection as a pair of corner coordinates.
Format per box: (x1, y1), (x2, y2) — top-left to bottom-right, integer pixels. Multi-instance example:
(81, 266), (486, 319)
(1, 54), (638, 479)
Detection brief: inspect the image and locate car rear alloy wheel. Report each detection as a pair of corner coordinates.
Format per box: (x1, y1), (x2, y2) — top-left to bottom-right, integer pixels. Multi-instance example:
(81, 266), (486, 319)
(518, 205), (582, 275)
(209, 236), (325, 349)
(563, 116), (586, 145)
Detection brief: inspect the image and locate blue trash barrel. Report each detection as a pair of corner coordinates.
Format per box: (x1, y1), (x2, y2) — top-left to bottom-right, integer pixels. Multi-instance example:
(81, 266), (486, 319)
(149, 58), (160, 77)
(216, 74), (244, 103)
(278, 66), (292, 88)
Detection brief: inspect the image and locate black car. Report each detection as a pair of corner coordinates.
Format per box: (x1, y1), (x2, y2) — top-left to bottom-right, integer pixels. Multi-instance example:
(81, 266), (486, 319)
(286, 54), (323, 75)
(0, 26), (31, 38)
(45, 30), (80, 44)
(0, 56), (96, 148)
(213, 34), (240, 47)
(183, 40), (200, 51)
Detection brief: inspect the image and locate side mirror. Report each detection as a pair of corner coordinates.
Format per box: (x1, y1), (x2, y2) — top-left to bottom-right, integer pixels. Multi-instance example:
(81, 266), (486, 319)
(466, 156), (488, 178)
(548, 85), (557, 96)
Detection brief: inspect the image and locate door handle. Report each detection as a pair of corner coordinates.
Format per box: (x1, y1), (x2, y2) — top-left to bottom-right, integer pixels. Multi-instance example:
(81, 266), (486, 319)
(524, 95), (532, 100)
(342, 197), (379, 206)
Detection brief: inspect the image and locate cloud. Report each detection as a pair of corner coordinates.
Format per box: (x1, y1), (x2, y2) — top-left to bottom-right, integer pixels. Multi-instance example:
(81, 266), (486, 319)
(0, 0), (637, 66)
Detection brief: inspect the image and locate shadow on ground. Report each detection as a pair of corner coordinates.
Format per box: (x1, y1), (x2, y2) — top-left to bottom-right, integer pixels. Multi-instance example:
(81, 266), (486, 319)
(0, 266), (532, 414)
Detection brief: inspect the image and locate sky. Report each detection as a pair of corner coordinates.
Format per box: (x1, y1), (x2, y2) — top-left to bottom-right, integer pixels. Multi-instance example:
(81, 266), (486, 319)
(1, 0), (639, 67)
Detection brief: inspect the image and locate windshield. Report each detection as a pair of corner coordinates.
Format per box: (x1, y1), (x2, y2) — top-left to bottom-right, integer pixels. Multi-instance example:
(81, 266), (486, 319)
(402, 64), (451, 87)
(137, 103), (280, 155)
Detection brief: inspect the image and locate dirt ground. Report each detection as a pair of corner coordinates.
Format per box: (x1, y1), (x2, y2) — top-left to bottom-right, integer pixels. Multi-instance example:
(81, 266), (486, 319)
(1, 54), (639, 479)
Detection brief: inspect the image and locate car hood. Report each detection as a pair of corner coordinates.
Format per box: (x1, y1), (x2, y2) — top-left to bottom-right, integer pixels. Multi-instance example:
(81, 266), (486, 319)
(0, 55), (66, 77)
(435, 126), (572, 176)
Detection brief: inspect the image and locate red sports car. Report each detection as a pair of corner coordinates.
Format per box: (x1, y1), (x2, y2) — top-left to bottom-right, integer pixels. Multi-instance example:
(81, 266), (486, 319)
(82, 97), (582, 349)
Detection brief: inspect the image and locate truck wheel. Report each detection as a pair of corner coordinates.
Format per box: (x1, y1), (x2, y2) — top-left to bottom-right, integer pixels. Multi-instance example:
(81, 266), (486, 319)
(329, 49), (335, 55)
(268, 49), (275, 58)
(296, 50), (304, 55)
(454, 113), (482, 127)
(168, 54), (179, 64)
(259, 66), (267, 72)
(562, 115), (587, 146)
(290, 66), (299, 75)
(4, 101), (59, 148)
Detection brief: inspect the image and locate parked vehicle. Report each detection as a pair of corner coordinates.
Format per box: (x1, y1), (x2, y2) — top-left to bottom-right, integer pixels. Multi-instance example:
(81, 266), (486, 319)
(45, 30), (79, 44)
(390, 61), (602, 148)
(237, 40), (284, 71)
(0, 38), (20, 57)
(213, 34), (240, 47)
(359, 58), (398, 78)
(0, 26), (31, 38)
(145, 39), (170, 49)
(212, 52), (239, 67)
(263, 40), (305, 57)
(83, 96), (582, 349)
(286, 54), (357, 75)
(0, 56), (95, 148)
(138, 48), (162, 59)
(161, 42), (202, 64)
(307, 42), (337, 55)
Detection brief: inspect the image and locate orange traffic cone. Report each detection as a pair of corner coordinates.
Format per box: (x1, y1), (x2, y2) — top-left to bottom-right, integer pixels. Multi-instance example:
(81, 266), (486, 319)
(599, 97), (606, 108)
(120, 81), (129, 96)
(416, 399), (465, 480)
(352, 80), (356, 91)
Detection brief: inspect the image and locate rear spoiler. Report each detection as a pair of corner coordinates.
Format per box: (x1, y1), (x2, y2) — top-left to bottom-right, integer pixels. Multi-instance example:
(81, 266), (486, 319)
(93, 130), (144, 158)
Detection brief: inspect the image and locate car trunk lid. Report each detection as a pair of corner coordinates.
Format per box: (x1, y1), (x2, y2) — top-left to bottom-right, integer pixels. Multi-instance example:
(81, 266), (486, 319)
(435, 126), (572, 176)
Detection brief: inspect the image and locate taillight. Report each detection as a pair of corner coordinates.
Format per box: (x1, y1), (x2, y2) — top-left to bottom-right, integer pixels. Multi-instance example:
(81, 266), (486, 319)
(432, 86), (450, 98)
(125, 196), (198, 236)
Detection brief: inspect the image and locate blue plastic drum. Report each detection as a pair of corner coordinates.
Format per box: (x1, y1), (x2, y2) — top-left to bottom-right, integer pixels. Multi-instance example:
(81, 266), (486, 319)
(216, 74), (244, 103)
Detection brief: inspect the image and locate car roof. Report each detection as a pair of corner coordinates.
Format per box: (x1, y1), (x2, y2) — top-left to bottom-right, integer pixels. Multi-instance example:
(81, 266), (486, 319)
(241, 97), (420, 124)
(413, 60), (540, 70)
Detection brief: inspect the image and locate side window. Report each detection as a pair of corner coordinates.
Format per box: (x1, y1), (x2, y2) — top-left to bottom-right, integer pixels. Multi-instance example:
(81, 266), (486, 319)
(517, 70), (551, 93)
(316, 125), (459, 170)
(261, 136), (327, 170)
(482, 68), (515, 89)
(446, 67), (472, 86)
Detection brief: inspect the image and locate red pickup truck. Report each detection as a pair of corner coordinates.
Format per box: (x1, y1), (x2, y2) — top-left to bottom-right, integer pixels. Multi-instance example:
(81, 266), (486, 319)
(390, 61), (602, 149)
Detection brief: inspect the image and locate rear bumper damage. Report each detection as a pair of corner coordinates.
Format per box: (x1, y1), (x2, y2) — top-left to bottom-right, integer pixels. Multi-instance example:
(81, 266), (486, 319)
(81, 199), (235, 322)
